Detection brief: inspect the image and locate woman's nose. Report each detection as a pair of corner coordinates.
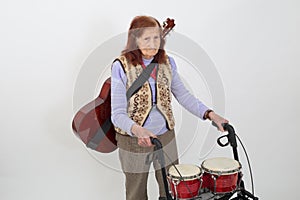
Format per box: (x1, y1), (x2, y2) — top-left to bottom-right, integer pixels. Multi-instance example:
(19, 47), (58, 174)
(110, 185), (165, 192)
(149, 38), (158, 48)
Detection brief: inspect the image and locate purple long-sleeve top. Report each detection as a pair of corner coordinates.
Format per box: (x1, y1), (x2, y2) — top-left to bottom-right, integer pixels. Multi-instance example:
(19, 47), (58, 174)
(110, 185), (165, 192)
(111, 56), (210, 136)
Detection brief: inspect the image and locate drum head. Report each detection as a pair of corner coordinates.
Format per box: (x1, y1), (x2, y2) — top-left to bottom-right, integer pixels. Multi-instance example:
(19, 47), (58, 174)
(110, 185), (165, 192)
(168, 164), (202, 180)
(201, 157), (241, 175)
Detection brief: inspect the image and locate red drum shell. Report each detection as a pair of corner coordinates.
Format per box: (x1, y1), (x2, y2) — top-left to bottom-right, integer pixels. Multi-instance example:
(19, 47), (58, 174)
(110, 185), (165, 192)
(201, 157), (241, 194)
(202, 172), (239, 193)
(169, 179), (201, 199)
(168, 164), (202, 199)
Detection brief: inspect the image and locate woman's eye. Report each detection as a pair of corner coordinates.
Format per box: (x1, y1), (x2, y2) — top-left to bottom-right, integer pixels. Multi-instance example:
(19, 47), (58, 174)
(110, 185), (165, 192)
(144, 37), (150, 41)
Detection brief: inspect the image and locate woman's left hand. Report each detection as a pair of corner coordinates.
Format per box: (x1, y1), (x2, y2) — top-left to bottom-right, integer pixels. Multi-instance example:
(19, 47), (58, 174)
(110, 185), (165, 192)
(208, 112), (229, 132)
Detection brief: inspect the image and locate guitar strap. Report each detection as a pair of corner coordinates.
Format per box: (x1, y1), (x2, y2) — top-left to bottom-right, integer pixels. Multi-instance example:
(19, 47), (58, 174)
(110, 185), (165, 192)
(86, 117), (111, 150)
(126, 60), (156, 100)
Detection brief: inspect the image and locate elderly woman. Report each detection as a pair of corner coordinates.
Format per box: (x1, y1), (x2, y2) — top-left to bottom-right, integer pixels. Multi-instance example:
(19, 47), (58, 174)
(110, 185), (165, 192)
(111, 15), (228, 200)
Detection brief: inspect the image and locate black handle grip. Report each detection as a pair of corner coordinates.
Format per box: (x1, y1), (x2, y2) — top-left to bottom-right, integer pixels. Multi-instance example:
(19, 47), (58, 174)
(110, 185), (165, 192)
(213, 122), (238, 149)
(150, 137), (162, 149)
(212, 121), (229, 131)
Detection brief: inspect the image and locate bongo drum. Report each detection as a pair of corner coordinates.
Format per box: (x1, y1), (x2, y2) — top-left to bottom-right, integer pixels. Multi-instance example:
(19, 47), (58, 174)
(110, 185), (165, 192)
(201, 157), (241, 194)
(168, 164), (202, 199)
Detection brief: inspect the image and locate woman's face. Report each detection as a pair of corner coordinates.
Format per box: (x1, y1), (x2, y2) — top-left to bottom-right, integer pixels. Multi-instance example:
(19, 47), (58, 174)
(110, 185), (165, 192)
(136, 26), (161, 59)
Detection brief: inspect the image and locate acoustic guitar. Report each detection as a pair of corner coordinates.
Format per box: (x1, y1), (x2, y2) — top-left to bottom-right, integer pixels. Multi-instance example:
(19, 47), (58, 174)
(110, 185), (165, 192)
(72, 18), (175, 153)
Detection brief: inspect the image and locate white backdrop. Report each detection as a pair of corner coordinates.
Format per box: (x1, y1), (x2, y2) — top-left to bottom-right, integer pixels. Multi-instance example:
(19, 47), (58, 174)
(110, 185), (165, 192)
(1, 0), (299, 199)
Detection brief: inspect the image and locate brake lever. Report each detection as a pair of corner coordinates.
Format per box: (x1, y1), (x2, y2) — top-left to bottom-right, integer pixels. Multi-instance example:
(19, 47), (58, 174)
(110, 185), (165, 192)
(217, 135), (230, 147)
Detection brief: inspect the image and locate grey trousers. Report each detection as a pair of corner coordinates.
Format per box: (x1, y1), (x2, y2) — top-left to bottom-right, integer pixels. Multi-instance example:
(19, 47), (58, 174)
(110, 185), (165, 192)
(116, 130), (179, 200)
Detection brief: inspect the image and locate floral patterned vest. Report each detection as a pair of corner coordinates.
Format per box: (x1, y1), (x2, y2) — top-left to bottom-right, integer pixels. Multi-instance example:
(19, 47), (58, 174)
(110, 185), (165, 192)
(114, 55), (175, 135)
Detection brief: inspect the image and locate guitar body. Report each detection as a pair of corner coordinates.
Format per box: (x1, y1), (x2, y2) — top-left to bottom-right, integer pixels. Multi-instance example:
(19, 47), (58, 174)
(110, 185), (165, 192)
(72, 78), (117, 153)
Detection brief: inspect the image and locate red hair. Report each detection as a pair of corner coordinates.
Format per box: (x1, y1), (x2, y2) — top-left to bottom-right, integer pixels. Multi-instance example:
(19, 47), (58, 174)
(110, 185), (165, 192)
(122, 16), (167, 66)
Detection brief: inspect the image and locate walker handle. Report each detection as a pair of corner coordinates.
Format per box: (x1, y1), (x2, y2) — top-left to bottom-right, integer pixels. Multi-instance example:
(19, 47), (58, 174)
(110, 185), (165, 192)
(150, 137), (162, 149)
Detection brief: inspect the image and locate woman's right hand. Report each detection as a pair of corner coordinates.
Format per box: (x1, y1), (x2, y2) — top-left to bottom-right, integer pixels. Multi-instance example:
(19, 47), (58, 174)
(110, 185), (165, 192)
(131, 124), (157, 147)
